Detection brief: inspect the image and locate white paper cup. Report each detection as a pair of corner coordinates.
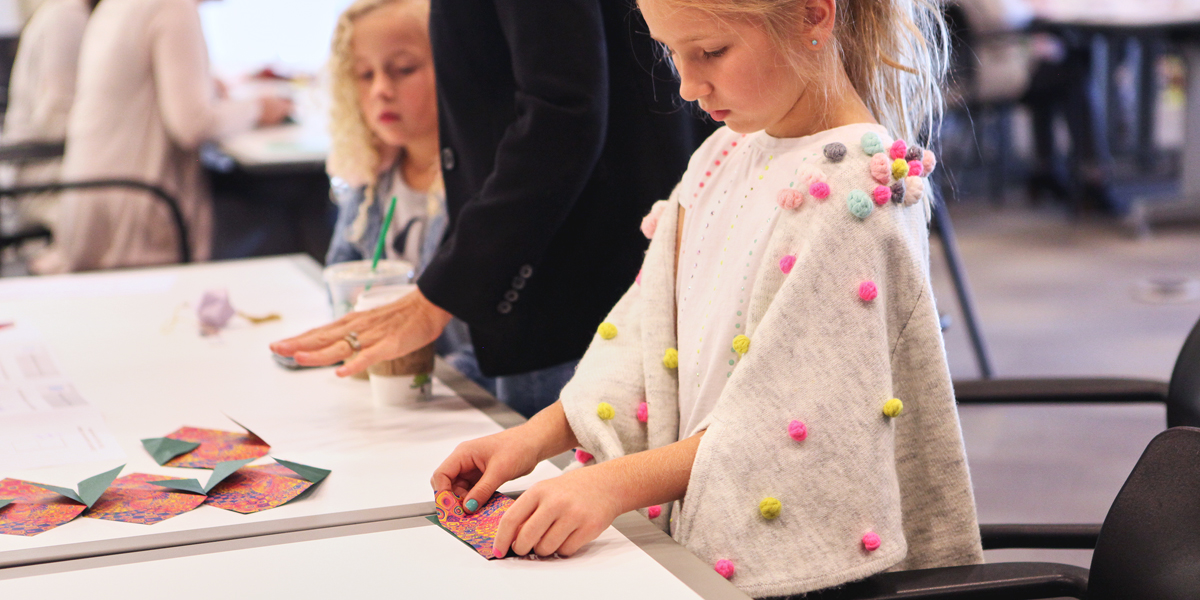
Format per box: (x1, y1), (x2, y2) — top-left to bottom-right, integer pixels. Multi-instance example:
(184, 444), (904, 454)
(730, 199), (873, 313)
(354, 284), (434, 406)
(323, 259), (413, 319)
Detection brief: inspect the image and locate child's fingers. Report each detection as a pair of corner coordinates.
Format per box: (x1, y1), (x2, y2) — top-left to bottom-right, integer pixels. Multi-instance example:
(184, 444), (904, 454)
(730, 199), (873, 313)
(511, 504), (556, 556)
(492, 494), (537, 558)
(556, 524), (601, 557)
(429, 451), (479, 492)
(463, 469), (507, 513)
(533, 519), (575, 557)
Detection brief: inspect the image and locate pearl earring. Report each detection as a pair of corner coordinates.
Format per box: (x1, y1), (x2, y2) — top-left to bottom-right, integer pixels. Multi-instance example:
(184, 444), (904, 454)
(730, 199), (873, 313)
(811, 39), (818, 46)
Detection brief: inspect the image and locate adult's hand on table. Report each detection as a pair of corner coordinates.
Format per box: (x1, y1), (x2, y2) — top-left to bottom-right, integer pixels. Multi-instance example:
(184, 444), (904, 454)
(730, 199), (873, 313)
(269, 288), (452, 377)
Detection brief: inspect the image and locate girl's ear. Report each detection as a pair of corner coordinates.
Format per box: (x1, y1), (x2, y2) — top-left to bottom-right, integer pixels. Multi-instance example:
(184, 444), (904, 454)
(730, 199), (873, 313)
(803, 0), (837, 48)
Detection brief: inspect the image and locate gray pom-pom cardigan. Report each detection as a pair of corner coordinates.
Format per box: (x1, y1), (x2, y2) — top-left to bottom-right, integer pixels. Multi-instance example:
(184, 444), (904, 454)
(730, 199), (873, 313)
(559, 129), (984, 597)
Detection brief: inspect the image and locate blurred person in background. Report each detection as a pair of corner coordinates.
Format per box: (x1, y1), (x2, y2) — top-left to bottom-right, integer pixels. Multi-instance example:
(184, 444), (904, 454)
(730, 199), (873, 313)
(0, 0), (98, 242)
(32, 0), (291, 273)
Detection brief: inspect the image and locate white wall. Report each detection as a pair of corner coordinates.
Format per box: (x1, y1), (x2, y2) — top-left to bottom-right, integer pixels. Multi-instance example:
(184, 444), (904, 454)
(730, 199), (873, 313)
(199, 0), (355, 79)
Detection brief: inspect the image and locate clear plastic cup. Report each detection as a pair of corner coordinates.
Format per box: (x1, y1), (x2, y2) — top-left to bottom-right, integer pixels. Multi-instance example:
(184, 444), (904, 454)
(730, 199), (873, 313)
(323, 259), (413, 319)
(354, 284), (434, 406)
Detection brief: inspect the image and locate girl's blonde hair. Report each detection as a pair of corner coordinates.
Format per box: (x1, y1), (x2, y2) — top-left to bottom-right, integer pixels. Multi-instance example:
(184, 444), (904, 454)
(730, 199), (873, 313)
(326, 0), (431, 188)
(648, 0), (949, 144)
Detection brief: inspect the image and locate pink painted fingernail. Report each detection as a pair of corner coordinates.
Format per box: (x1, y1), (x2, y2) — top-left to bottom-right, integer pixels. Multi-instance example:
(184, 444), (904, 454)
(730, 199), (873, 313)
(493, 547), (504, 558)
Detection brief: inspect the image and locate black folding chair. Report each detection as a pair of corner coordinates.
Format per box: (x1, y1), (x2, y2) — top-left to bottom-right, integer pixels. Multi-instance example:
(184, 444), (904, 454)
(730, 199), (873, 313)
(0, 141), (191, 264)
(797, 426), (1200, 599)
(955, 312), (1200, 428)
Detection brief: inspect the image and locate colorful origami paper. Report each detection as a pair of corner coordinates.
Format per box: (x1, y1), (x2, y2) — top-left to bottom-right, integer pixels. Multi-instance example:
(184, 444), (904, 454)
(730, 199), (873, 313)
(150, 458), (330, 515)
(141, 420), (269, 469)
(0, 465), (123, 536)
(431, 491), (515, 559)
(82, 474), (207, 525)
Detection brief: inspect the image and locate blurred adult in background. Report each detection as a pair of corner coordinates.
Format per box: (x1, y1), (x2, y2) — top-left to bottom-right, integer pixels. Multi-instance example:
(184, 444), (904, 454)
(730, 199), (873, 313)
(33, 0), (291, 273)
(0, 0), (97, 239)
(273, 1), (714, 417)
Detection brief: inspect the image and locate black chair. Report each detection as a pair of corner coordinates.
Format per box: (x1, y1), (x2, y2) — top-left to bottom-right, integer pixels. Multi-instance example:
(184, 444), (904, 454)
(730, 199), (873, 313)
(955, 311), (1200, 428)
(800, 426), (1200, 599)
(0, 141), (192, 264)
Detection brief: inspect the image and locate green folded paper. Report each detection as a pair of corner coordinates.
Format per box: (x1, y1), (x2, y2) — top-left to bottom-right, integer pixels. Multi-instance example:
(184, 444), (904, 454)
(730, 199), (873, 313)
(29, 465), (125, 509)
(0, 498), (12, 511)
(147, 458), (330, 496)
(141, 437), (202, 466)
(148, 458), (256, 495)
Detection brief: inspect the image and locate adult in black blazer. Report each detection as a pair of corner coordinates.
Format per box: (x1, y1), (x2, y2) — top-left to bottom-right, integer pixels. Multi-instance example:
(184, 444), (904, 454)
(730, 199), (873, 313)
(420, 0), (710, 379)
(272, 0), (711, 417)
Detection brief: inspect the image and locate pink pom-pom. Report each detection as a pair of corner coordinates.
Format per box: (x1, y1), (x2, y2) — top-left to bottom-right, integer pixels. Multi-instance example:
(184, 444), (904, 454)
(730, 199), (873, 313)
(714, 559), (736, 579)
(907, 160), (923, 177)
(869, 153), (890, 184)
(647, 505), (662, 519)
(636, 401), (649, 423)
(888, 140), (907, 160)
(788, 419), (807, 442)
(922, 150), (937, 176)
(809, 181), (830, 200)
(575, 449), (593, 464)
(640, 213), (659, 239)
(863, 532), (881, 552)
(859, 281), (878, 301)
(779, 254), (796, 274)
(636, 270), (642, 286)
(640, 202), (667, 239)
(872, 185), (891, 206)
(776, 188), (804, 210)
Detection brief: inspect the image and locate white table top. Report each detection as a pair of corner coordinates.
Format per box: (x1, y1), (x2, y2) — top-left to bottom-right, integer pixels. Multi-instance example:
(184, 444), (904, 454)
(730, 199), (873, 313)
(0, 256), (561, 567)
(0, 514), (749, 600)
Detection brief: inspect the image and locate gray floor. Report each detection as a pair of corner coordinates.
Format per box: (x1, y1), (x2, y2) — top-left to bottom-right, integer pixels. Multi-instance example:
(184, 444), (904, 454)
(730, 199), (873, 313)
(932, 204), (1199, 568)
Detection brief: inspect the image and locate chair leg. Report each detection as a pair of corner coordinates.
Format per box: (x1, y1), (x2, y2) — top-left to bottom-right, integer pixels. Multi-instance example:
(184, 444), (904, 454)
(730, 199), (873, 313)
(931, 197), (995, 379)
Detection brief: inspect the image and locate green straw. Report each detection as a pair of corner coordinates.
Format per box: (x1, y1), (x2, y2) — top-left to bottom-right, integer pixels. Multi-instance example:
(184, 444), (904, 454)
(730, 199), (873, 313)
(365, 195), (398, 292)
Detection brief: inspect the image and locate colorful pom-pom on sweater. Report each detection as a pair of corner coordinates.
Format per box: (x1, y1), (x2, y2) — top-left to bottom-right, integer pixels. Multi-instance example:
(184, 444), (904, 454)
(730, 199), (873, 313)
(597, 322), (617, 340)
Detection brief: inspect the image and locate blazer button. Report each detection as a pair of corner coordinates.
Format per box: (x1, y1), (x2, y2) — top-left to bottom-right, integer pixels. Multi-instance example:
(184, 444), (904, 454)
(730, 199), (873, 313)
(519, 264), (533, 278)
(441, 147), (456, 171)
(511, 276), (525, 290)
(497, 301), (512, 314)
(504, 290), (519, 302)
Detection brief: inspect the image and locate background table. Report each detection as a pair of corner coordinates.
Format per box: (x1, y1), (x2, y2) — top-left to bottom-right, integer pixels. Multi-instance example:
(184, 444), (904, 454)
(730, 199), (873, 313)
(0, 255), (560, 567)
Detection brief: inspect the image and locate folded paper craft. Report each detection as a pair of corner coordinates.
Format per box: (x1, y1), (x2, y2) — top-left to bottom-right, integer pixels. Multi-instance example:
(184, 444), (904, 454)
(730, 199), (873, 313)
(150, 458), (330, 514)
(83, 474), (207, 525)
(431, 491), (515, 559)
(0, 465), (124, 536)
(141, 418), (269, 469)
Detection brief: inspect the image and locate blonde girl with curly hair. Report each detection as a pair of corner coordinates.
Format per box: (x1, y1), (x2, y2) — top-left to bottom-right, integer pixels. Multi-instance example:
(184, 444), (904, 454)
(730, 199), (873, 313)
(432, 0), (983, 596)
(326, 0), (441, 269)
(323, 0), (486, 386)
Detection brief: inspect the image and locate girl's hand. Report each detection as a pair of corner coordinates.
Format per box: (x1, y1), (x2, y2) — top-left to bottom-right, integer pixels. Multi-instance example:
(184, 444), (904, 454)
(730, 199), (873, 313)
(430, 426), (542, 511)
(492, 465), (624, 558)
(269, 288), (452, 377)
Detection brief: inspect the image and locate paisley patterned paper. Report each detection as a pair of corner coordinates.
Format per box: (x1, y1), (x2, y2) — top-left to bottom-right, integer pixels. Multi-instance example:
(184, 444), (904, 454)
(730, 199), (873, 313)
(202, 463), (312, 514)
(0, 479), (85, 536)
(162, 427), (270, 469)
(83, 474), (205, 525)
(434, 491), (514, 559)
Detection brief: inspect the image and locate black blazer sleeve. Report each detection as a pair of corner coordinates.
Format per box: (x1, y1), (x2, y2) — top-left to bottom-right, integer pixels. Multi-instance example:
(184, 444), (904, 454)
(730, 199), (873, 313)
(419, 0), (609, 329)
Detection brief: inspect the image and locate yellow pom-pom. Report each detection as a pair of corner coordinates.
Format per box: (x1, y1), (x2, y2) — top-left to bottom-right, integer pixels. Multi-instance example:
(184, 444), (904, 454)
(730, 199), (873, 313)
(891, 158), (909, 180)
(663, 348), (679, 369)
(759, 497), (782, 520)
(597, 322), (617, 340)
(732, 334), (750, 356)
(597, 402), (615, 420)
(883, 398), (904, 418)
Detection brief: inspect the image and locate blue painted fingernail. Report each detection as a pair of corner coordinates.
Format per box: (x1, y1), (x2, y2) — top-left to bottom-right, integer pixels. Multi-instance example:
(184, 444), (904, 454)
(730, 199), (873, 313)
(465, 498), (479, 512)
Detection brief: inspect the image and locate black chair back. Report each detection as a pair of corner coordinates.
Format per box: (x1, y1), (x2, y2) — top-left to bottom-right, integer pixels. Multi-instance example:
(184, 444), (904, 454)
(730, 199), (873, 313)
(1088, 427), (1200, 599)
(1167, 317), (1200, 427)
